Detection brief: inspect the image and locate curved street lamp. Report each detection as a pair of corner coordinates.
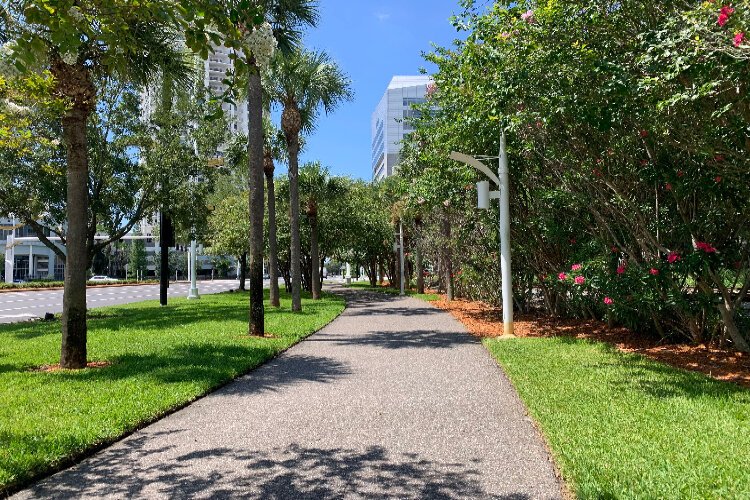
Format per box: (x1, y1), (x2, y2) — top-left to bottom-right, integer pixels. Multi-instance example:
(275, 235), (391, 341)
(450, 132), (514, 337)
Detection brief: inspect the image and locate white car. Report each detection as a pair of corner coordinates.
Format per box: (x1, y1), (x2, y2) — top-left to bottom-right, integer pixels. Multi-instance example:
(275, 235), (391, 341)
(89, 275), (117, 282)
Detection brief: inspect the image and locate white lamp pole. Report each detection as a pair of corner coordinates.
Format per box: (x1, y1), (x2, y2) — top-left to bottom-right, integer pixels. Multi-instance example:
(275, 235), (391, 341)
(188, 237), (199, 299)
(450, 131), (514, 337)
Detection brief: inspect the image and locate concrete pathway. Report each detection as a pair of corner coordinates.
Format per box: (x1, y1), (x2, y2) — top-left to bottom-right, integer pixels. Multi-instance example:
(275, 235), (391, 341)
(15, 288), (562, 499)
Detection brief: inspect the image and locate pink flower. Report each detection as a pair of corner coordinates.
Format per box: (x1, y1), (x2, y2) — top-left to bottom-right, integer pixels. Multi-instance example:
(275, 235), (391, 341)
(667, 251), (681, 264)
(696, 241), (717, 253)
(604, 297), (614, 305)
(558, 272), (567, 281)
(571, 264), (582, 271)
(521, 10), (536, 23)
(718, 6), (734, 27)
(649, 268), (659, 276)
(735, 32), (745, 47)
(665, 183), (673, 191)
(616, 264), (626, 275)
(574, 276), (585, 285)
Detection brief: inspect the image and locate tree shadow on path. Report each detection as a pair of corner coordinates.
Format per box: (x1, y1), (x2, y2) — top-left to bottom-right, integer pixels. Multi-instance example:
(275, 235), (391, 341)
(21, 436), (531, 500)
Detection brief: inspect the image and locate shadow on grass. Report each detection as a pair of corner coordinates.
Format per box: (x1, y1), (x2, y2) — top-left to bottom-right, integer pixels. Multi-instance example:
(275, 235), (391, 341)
(20, 436), (524, 499)
(542, 336), (750, 400)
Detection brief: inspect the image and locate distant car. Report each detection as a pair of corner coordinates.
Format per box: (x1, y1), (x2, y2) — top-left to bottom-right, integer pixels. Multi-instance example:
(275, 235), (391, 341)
(89, 275), (117, 282)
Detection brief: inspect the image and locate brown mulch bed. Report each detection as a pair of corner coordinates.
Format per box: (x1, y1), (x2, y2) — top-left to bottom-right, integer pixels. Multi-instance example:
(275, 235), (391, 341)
(433, 296), (750, 389)
(30, 361), (112, 372)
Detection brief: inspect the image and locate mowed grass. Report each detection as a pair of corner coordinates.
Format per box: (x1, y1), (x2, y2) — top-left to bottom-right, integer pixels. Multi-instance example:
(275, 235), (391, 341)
(484, 337), (750, 498)
(347, 281), (441, 301)
(0, 290), (344, 493)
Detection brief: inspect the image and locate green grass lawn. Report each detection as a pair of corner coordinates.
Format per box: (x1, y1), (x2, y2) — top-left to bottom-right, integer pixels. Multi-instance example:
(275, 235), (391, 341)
(485, 337), (750, 498)
(346, 281), (441, 301)
(0, 290), (344, 494)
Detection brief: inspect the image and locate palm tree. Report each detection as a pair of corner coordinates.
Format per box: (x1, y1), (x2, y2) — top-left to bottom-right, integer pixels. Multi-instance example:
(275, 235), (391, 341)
(239, 0), (318, 335)
(4, 4), (193, 369)
(299, 162), (343, 299)
(263, 116), (287, 307)
(265, 48), (353, 311)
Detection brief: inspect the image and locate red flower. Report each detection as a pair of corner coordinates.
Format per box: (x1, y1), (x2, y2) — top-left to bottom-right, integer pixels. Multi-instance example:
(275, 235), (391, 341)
(592, 168), (603, 177)
(735, 32), (745, 47)
(696, 241), (717, 253)
(571, 264), (582, 271)
(715, 176), (722, 183)
(718, 6), (734, 27)
(569, 238), (577, 244)
(665, 183), (672, 191)
(639, 130), (649, 138)
(574, 275), (585, 285)
(649, 268), (659, 276)
(677, 170), (684, 178)
(640, 159), (649, 166)
(611, 246), (619, 253)
(667, 251), (681, 264)
(616, 265), (626, 275)
(558, 272), (567, 281)
(604, 297), (614, 305)
(714, 154), (725, 162)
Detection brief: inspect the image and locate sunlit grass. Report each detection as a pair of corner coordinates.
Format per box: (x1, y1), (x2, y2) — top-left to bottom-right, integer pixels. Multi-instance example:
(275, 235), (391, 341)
(0, 290), (345, 494)
(346, 281), (441, 301)
(485, 337), (750, 498)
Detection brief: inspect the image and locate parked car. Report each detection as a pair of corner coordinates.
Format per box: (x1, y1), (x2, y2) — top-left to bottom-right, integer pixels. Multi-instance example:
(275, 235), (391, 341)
(89, 275), (117, 282)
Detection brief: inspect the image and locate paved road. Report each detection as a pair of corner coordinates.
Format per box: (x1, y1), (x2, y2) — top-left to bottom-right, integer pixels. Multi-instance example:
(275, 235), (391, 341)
(0, 281), (239, 324)
(14, 287), (562, 499)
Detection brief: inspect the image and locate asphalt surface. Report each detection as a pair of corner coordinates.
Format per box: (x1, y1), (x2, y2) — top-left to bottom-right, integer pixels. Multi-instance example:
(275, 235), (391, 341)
(0, 281), (240, 324)
(14, 287), (562, 499)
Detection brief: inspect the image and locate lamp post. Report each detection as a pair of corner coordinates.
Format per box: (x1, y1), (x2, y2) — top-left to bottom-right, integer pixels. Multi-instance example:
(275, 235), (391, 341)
(187, 236), (200, 300)
(450, 131), (514, 337)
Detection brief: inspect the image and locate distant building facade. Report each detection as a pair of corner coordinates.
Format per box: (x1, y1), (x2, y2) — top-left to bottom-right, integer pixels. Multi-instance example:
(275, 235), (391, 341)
(371, 75), (433, 181)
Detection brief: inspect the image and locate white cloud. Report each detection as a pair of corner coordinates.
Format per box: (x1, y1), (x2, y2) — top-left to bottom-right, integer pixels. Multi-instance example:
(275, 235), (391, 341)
(375, 12), (391, 21)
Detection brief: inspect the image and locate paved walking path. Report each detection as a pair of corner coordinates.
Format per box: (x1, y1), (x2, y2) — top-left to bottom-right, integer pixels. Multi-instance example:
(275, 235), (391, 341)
(15, 288), (562, 499)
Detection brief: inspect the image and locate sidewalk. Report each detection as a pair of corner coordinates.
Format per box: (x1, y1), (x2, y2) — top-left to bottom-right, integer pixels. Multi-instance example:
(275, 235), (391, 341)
(14, 287), (562, 499)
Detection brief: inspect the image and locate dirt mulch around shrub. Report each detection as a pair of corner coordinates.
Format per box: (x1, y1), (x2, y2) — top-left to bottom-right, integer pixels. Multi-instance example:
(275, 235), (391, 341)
(30, 361), (112, 373)
(433, 296), (750, 389)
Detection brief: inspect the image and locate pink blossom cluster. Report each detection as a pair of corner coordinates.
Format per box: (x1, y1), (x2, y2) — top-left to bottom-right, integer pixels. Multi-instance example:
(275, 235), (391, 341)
(718, 5), (735, 26)
(667, 251), (681, 264)
(603, 297), (614, 305)
(574, 276), (585, 285)
(695, 241), (717, 253)
(571, 263), (582, 271)
(521, 10), (536, 24)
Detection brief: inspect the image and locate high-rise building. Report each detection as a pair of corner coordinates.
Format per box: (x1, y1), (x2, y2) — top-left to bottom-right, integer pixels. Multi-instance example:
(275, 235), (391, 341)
(371, 75), (433, 180)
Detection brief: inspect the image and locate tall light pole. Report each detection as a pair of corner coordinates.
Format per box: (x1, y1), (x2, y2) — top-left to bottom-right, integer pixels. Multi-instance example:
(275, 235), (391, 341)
(187, 237), (200, 300)
(450, 131), (514, 337)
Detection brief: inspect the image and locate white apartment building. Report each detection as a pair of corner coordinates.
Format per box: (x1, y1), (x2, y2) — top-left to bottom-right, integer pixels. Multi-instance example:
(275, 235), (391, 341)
(2, 218), (65, 283)
(371, 75), (433, 181)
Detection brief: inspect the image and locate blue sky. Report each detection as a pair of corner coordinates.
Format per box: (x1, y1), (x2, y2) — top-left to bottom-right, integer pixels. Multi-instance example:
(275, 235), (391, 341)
(280, 0), (466, 180)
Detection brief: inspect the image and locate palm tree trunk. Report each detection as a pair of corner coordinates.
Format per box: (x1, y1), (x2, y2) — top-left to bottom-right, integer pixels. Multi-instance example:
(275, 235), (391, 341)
(310, 210), (321, 300)
(247, 67), (265, 335)
(283, 107), (303, 312)
(60, 107), (90, 369)
(415, 216), (424, 294)
(265, 162), (280, 308)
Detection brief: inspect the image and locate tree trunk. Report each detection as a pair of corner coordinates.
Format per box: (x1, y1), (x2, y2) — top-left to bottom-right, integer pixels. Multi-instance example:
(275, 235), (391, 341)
(264, 156), (280, 307)
(369, 257), (377, 287)
(309, 204), (321, 300)
(247, 67), (265, 335)
(239, 252), (247, 291)
(415, 217), (424, 294)
(442, 216), (454, 301)
(282, 104), (303, 312)
(60, 107), (90, 369)
(159, 213), (170, 306)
